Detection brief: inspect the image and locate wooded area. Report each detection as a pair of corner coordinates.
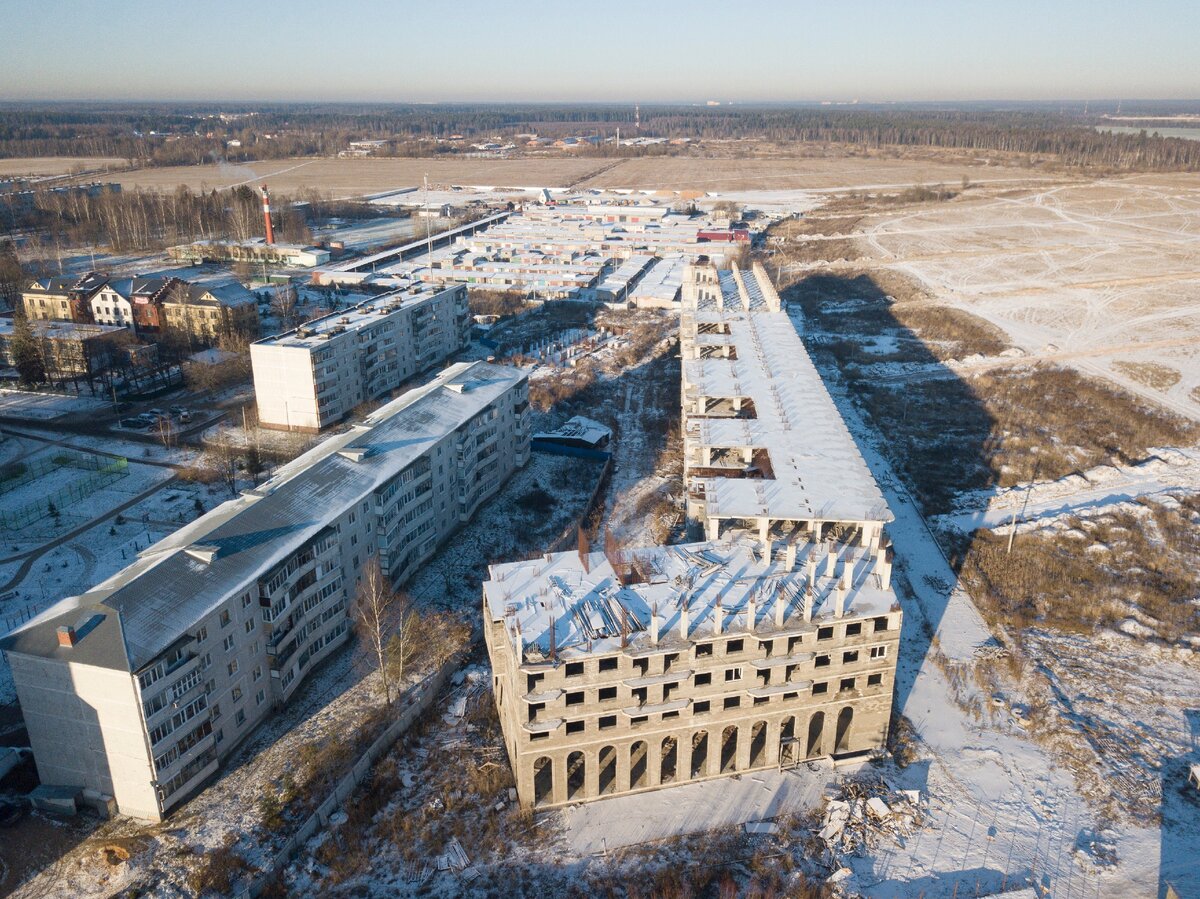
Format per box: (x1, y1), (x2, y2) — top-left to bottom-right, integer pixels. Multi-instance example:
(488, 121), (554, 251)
(1, 103), (1199, 172)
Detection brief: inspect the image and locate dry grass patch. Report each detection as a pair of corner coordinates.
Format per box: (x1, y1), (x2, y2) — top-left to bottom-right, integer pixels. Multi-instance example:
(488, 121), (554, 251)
(1113, 360), (1182, 391)
(892, 303), (1011, 360)
(956, 495), (1200, 640)
(861, 365), (1199, 514)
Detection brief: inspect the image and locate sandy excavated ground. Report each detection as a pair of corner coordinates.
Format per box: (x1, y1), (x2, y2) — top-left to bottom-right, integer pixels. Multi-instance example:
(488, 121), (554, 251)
(859, 175), (1200, 419)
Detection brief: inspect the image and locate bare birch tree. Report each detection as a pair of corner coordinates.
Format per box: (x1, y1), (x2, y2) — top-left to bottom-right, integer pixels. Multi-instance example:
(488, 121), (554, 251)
(354, 557), (399, 705)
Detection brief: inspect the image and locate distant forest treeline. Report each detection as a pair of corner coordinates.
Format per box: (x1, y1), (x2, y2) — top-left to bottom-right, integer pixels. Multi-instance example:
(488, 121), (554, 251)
(1, 103), (1199, 171)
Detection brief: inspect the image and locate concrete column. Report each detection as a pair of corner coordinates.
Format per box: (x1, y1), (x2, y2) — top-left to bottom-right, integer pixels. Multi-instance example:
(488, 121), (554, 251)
(765, 720), (782, 768)
(516, 756), (535, 808)
(616, 743), (631, 794)
(745, 596), (757, 632)
(708, 733), (723, 778)
(784, 541), (797, 570)
(705, 517), (720, 542)
(825, 544), (837, 577)
(585, 748), (600, 799)
(736, 726), (752, 771)
(552, 753), (568, 806)
(713, 601), (723, 635)
(759, 518), (771, 562)
(648, 739), (662, 788)
(803, 584), (814, 622)
(774, 587), (786, 627)
(679, 604), (690, 640)
(678, 733), (693, 782)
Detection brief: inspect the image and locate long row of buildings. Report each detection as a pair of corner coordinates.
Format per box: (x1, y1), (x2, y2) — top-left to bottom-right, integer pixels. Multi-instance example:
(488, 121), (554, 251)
(19, 271), (259, 342)
(314, 202), (750, 305)
(485, 260), (901, 809)
(1, 359), (531, 820)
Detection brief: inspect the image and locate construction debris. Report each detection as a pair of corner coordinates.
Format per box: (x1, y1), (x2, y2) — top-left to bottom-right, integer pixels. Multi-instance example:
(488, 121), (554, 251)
(743, 820), (779, 836)
(817, 777), (926, 863)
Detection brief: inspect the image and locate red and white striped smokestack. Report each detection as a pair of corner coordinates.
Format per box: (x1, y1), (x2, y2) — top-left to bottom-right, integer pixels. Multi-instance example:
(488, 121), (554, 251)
(261, 184), (275, 245)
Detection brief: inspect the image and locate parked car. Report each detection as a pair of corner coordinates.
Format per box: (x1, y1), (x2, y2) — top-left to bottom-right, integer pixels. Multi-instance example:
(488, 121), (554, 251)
(179, 410), (193, 423)
(120, 417), (149, 430)
(169, 405), (186, 415)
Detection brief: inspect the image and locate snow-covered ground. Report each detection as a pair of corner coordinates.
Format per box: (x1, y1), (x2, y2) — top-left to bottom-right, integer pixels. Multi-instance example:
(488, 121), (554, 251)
(859, 176), (1200, 423)
(0, 389), (111, 421)
(933, 447), (1200, 535)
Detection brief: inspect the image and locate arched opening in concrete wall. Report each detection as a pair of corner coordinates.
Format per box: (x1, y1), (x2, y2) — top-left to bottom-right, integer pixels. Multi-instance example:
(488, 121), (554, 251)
(835, 706), (854, 753)
(661, 735), (677, 784)
(779, 715), (798, 768)
(807, 711), (825, 758)
(691, 731), (709, 779)
(630, 740), (648, 790)
(567, 751), (586, 801)
(598, 745), (618, 795)
(720, 725), (739, 773)
(749, 720), (768, 768)
(533, 756), (554, 807)
(781, 715), (796, 742)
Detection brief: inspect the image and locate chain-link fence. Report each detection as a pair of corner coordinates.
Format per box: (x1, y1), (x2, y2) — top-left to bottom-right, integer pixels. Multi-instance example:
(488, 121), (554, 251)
(1, 453), (129, 530)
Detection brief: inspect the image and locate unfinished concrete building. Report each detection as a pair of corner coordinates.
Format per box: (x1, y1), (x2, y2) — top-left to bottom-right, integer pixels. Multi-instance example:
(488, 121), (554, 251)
(485, 259), (900, 810)
(484, 535), (901, 809)
(680, 260), (890, 549)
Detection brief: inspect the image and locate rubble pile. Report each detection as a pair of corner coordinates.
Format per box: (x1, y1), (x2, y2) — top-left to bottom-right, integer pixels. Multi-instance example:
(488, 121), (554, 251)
(817, 776), (926, 862)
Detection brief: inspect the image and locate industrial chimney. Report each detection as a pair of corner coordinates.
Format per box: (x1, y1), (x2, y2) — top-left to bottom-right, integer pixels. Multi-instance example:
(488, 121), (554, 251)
(261, 184), (275, 245)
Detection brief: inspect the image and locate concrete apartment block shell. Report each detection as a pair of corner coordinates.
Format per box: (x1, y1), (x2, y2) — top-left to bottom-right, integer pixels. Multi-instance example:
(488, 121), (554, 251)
(486, 259), (901, 810)
(485, 537), (901, 810)
(2, 360), (530, 820)
(680, 261), (891, 541)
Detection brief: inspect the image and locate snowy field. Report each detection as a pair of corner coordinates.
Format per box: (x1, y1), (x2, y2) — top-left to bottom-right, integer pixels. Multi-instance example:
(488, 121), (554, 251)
(0, 389), (109, 421)
(859, 175), (1200, 422)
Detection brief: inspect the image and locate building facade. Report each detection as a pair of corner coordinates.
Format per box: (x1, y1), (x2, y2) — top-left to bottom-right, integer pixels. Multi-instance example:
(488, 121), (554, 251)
(2, 360), (530, 820)
(250, 284), (471, 432)
(21, 272), (109, 323)
(161, 281), (260, 342)
(0, 318), (129, 378)
(90, 277), (182, 333)
(484, 536), (901, 810)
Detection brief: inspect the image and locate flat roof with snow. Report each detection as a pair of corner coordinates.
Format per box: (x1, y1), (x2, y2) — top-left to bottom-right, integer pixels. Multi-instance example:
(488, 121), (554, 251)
(484, 535), (897, 663)
(684, 265), (890, 526)
(252, 283), (462, 351)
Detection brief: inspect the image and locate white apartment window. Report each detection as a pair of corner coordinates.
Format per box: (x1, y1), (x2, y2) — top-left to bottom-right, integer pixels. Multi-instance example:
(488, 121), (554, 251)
(227, 659), (239, 677)
(235, 709), (246, 726)
(241, 593), (252, 609)
(870, 645), (888, 659)
(211, 703), (221, 720)
(219, 610), (231, 628)
(244, 619), (255, 634)
(231, 685), (243, 702)
(222, 635), (235, 652)
(215, 729), (224, 744)
(195, 626), (208, 642)
(253, 665), (262, 682)
(200, 652), (212, 670)
(256, 690), (265, 706)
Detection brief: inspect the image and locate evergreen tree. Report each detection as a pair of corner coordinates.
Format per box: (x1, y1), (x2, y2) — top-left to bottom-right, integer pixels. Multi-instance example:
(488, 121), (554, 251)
(9, 310), (45, 386)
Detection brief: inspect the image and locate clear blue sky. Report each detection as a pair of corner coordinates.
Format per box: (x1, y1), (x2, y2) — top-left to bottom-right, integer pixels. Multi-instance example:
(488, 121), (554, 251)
(2, 0), (1197, 103)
